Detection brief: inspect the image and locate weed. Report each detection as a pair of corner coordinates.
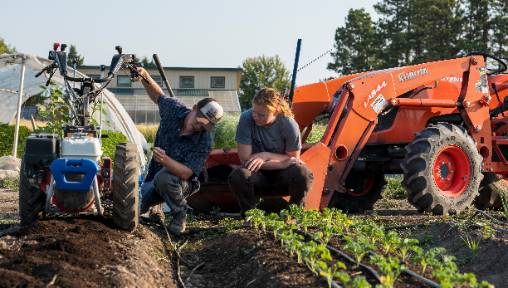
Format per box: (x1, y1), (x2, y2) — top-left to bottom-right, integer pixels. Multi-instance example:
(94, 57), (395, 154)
(461, 234), (480, 255)
(0, 177), (19, 190)
(382, 175), (406, 199)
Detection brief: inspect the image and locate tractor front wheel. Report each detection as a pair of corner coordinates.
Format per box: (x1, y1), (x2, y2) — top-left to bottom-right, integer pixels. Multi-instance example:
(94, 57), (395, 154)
(329, 169), (386, 213)
(402, 123), (482, 215)
(476, 173), (508, 210)
(112, 143), (140, 231)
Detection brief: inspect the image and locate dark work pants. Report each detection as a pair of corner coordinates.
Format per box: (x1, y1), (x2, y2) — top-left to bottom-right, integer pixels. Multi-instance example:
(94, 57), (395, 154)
(228, 163), (314, 213)
(140, 168), (190, 215)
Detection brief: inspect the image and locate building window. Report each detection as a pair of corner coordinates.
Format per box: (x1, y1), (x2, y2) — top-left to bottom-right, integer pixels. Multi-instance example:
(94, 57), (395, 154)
(179, 76), (194, 89)
(88, 74), (100, 81)
(210, 76), (225, 89)
(117, 75), (132, 87)
(152, 76), (164, 87)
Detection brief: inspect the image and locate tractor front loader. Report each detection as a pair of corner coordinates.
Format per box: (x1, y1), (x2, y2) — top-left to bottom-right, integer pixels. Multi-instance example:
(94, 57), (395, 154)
(19, 44), (141, 230)
(195, 53), (508, 215)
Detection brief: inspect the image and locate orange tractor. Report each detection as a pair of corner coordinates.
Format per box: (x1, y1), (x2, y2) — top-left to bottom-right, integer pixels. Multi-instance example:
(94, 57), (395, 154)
(192, 53), (508, 215)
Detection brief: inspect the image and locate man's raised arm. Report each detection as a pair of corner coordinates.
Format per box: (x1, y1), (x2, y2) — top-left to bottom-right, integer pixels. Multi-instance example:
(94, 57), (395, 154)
(134, 67), (164, 103)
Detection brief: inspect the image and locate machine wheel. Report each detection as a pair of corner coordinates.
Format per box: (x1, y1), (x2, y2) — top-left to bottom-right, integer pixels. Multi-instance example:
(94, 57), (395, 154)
(19, 160), (45, 226)
(402, 123), (482, 215)
(329, 170), (386, 213)
(112, 143), (139, 231)
(476, 173), (508, 210)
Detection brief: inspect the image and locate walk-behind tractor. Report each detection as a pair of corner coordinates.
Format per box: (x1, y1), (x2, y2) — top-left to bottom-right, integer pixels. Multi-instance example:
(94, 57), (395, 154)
(193, 53), (508, 215)
(19, 44), (141, 230)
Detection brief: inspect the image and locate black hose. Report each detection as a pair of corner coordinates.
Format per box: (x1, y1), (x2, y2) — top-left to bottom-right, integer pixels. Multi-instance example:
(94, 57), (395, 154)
(475, 209), (508, 226)
(295, 230), (382, 284)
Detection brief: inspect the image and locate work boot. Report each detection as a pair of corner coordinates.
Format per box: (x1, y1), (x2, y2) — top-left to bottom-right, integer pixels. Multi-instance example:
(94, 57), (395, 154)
(169, 210), (187, 235)
(148, 205), (165, 223)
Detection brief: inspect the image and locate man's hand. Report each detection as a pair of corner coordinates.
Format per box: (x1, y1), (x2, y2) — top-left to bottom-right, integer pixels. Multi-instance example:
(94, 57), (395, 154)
(132, 67), (150, 82)
(153, 147), (169, 165)
(245, 156), (265, 172)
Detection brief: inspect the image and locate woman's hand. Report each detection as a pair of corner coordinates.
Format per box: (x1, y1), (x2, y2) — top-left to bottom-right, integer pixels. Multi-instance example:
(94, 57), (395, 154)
(280, 157), (303, 169)
(245, 156), (265, 172)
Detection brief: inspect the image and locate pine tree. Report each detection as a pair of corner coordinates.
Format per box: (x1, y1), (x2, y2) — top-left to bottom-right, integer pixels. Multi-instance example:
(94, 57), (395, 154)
(374, 0), (413, 67)
(67, 45), (84, 66)
(491, 0), (508, 60)
(327, 8), (381, 75)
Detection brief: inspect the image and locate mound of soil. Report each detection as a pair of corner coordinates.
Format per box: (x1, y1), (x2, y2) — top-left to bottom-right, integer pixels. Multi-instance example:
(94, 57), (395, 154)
(179, 229), (324, 288)
(0, 217), (176, 288)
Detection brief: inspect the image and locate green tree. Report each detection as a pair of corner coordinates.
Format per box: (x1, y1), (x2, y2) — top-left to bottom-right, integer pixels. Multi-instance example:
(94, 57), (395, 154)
(460, 0), (493, 53)
(491, 0), (508, 60)
(374, 0), (413, 67)
(327, 8), (382, 75)
(141, 56), (156, 68)
(410, 0), (463, 63)
(67, 45), (84, 66)
(239, 55), (290, 110)
(0, 38), (15, 55)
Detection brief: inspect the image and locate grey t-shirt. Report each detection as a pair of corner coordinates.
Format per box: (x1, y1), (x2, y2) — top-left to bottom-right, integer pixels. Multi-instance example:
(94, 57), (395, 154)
(235, 109), (302, 154)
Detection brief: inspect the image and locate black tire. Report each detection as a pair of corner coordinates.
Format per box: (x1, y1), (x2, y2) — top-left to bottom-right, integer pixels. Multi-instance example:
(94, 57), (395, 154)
(19, 160), (45, 226)
(112, 143), (139, 231)
(329, 170), (386, 213)
(476, 172), (508, 210)
(402, 123), (482, 215)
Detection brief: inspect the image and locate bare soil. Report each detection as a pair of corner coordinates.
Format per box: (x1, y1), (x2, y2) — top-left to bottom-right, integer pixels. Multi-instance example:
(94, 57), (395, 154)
(1, 188), (508, 287)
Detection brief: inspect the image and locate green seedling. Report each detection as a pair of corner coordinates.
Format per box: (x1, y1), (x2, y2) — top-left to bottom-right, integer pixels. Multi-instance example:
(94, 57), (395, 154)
(461, 234), (480, 256)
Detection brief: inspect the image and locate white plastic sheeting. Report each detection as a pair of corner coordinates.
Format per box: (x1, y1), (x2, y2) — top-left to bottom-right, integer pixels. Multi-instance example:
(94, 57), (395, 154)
(0, 53), (147, 166)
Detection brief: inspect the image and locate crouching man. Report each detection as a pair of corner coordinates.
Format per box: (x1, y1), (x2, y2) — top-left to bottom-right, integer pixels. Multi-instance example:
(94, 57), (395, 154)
(228, 88), (313, 216)
(133, 67), (224, 235)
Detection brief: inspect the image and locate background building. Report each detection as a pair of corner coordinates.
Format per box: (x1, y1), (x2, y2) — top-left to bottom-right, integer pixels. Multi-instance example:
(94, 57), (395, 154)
(79, 65), (242, 123)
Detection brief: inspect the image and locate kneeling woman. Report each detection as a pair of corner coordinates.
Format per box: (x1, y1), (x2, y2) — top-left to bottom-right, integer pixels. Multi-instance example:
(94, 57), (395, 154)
(228, 88), (313, 215)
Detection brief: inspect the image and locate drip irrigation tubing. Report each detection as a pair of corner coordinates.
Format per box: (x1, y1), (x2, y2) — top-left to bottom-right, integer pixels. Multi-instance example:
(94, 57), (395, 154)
(305, 230), (441, 288)
(474, 209), (508, 226)
(295, 230), (382, 284)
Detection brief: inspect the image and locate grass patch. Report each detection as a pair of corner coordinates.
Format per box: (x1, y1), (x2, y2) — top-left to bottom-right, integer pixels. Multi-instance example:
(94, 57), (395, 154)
(0, 177), (19, 190)
(382, 175), (406, 199)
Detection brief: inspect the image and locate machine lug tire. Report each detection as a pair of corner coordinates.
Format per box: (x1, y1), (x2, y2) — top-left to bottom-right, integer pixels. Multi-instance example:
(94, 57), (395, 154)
(476, 173), (508, 210)
(112, 143), (139, 231)
(19, 160), (45, 226)
(329, 170), (386, 213)
(402, 123), (482, 215)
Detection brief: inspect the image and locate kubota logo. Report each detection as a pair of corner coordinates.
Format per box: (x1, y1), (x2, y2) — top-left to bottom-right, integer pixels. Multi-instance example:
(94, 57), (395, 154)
(398, 68), (429, 82)
(364, 81), (387, 108)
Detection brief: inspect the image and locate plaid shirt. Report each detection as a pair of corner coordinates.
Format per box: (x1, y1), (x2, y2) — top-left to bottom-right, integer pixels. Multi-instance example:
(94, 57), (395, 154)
(144, 96), (212, 182)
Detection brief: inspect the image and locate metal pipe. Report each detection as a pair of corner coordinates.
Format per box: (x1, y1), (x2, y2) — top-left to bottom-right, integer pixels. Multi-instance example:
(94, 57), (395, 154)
(390, 98), (457, 108)
(13, 55), (26, 157)
(288, 39), (302, 105)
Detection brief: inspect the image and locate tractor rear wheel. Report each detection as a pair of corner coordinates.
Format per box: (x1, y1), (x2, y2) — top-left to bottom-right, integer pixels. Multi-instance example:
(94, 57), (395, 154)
(402, 123), (482, 215)
(112, 143), (139, 231)
(476, 173), (508, 210)
(19, 160), (45, 226)
(329, 170), (386, 213)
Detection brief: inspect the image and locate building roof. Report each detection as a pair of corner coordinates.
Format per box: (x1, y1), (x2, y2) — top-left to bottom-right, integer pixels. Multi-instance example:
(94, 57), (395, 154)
(79, 65), (242, 72)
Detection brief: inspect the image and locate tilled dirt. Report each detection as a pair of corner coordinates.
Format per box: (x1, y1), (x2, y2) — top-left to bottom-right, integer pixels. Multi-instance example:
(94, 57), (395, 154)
(0, 188), (177, 288)
(0, 216), (177, 288)
(179, 227), (324, 288)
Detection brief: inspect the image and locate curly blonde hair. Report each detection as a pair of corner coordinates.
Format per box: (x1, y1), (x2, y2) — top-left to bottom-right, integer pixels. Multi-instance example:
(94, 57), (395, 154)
(252, 88), (294, 118)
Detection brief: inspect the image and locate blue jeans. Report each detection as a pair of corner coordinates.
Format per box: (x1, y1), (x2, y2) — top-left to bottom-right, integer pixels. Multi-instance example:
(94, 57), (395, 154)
(140, 168), (189, 215)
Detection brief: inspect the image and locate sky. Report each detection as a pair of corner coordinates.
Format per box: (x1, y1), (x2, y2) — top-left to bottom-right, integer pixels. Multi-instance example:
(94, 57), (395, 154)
(1, 0), (377, 85)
